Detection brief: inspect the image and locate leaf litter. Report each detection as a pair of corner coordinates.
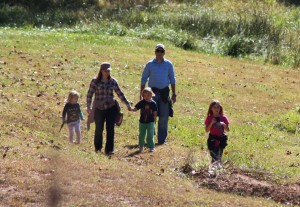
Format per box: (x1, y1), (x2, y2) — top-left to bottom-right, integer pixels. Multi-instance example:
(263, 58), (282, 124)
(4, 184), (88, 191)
(185, 164), (300, 206)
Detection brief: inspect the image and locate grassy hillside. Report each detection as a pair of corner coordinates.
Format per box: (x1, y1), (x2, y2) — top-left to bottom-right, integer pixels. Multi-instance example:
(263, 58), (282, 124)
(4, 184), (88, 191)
(0, 28), (299, 206)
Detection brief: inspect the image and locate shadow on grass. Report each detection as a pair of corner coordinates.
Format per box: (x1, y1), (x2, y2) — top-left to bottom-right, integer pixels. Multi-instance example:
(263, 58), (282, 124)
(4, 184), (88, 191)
(126, 150), (141, 157)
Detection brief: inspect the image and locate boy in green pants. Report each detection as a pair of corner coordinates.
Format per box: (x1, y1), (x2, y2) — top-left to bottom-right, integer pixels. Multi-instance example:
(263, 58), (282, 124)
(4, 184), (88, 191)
(130, 87), (158, 152)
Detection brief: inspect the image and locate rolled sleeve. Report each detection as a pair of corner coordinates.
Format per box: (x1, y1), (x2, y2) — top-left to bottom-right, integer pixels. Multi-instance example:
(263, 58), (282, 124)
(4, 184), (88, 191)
(169, 63), (176, 85)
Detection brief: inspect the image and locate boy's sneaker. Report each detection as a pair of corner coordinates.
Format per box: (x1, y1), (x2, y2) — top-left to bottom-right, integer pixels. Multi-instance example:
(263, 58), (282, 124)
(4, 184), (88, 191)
(149, 148), (155, 152)
(139, 146), (144, 152)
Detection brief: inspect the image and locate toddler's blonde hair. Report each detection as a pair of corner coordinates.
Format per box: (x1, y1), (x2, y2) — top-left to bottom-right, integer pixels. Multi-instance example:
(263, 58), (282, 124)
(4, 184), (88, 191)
(142, 87), (153, 97)
(67, 90), (80, 103)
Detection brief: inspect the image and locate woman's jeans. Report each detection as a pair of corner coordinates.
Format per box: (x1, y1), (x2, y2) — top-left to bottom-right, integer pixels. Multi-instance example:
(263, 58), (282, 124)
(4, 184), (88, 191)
(94, 106), (116, 154)
(153, 93), (169, 144)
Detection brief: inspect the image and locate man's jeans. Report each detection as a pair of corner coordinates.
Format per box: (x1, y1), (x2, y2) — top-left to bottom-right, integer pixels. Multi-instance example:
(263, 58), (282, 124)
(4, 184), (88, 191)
(153, 93), (169, 144)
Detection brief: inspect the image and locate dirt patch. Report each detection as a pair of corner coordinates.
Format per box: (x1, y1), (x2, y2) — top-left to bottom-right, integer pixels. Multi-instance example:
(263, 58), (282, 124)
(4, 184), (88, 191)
(188, 166), (300, 206)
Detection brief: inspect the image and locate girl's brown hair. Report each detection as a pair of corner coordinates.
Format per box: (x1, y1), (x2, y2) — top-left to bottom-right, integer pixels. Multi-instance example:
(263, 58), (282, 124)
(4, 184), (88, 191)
(207, 100), (224, 117)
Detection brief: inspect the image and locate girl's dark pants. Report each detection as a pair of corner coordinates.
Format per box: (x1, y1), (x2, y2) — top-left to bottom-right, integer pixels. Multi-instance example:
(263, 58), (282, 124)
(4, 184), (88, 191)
(94, 105), (116, 154)
(207, 134), (227, 163)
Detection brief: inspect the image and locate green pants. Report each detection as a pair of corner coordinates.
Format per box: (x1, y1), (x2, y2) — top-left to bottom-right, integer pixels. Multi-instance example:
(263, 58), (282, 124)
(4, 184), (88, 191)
(139, 122), (155, 148)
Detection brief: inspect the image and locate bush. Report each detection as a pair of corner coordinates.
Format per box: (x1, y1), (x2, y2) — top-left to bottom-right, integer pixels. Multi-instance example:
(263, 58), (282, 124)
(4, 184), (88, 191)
(224, 35), (255, 57)
(0, 4), (29, 26)
(1, 0), (99, 12)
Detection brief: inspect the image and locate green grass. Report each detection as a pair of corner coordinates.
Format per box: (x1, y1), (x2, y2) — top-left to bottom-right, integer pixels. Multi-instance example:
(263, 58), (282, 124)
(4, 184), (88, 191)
(0, 27), (299, 206)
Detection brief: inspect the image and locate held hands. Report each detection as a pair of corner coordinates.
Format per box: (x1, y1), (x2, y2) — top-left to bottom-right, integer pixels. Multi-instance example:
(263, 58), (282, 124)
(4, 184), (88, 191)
(126, 103), (134, 112)
(128, 106), (137, 112)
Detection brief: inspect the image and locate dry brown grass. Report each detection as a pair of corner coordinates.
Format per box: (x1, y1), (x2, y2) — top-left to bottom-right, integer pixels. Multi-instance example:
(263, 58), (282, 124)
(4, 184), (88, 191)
(0, 146), (286, 207)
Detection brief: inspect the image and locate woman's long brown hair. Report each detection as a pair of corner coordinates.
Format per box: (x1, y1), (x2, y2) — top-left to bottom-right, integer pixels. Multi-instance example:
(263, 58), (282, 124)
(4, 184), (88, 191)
(96, 70), (111, 81)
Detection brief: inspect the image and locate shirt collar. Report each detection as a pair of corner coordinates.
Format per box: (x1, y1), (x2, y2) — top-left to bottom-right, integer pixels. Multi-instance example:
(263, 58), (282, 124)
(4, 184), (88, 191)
(154, 58), (165, 63)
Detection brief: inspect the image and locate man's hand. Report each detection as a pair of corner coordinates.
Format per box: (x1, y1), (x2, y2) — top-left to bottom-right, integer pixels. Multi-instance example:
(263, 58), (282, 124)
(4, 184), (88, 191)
(171, 94), (177, 103)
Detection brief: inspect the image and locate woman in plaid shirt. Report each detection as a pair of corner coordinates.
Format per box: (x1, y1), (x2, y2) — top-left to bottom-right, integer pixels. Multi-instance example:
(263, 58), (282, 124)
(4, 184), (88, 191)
(87, 62), (131, 155)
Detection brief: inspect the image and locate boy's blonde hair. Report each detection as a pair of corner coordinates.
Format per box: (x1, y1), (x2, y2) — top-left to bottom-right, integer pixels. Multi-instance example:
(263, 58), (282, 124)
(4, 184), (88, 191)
(67, 90), (80, 103)
(142, 87), (153, 97)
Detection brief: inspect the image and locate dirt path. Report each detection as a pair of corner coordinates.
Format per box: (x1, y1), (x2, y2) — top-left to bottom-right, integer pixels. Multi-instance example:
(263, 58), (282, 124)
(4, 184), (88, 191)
(187, 165), (300, 206)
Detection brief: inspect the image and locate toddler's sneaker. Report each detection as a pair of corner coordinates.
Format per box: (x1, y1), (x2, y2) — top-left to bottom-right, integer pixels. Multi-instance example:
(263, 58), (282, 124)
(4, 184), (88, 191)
(139, 146), (144, 152)
(149, 148), (155, 152)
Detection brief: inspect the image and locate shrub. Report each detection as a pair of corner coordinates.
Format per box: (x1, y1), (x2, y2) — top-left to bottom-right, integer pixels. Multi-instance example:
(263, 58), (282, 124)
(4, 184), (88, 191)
(0, 4), (29, 26)
(223, 35), (255, 57)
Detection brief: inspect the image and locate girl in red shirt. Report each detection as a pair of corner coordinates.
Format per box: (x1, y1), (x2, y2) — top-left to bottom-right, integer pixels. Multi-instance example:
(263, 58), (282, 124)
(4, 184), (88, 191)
(204, 100), (230, 164)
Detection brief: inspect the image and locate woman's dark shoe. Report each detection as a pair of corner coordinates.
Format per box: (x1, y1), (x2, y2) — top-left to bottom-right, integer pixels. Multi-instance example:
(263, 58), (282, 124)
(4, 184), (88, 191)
(106, 151), (114, 155)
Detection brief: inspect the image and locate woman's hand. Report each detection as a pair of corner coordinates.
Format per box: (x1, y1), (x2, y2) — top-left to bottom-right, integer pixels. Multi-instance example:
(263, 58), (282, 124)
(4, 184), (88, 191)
(87, 108), (91, 115)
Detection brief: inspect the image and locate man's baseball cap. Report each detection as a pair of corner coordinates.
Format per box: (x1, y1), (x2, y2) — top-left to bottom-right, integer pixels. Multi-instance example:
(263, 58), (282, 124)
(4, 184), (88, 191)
(155, 44), (165, 50)
(100, 62), (112, 71)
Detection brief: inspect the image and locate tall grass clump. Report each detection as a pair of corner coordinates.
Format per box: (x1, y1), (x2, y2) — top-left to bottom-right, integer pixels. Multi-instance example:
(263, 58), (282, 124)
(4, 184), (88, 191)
(273, 110), (300, 134)
(103, 0), (300, 67)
